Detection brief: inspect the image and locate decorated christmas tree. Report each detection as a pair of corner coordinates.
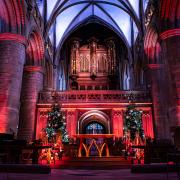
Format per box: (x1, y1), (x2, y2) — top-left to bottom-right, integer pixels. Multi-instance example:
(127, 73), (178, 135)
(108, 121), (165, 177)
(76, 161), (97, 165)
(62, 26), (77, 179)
(124, 104), (145, 141)
(44, 103), (69, 144)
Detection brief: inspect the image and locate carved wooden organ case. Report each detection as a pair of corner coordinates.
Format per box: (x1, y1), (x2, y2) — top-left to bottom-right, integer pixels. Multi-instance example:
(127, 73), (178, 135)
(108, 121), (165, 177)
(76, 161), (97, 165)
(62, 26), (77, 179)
(69, 37), (119, 90)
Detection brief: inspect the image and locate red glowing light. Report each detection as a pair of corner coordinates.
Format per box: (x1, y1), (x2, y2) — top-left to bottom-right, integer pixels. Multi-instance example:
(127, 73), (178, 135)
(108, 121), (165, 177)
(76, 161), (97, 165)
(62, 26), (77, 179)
(26, 31), (45, 65)
(160, 29), (180, 40)
(148, 64), (164, 69)
(0, 33), (27, 46)
(160, 0), (180, 20)
(144, 27), (159, 62)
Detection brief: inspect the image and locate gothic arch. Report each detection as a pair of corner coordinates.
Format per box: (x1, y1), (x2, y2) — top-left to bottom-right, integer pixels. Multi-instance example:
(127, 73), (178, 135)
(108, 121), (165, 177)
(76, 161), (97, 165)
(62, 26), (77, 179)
(160, 0), (180, 29)
(144, 26), (161, 64)
(58, 15), (129, 50)
(26, 30), (44, 66)
(78, 110), (111, 134)
(58, 61), (67, 90)
(55, 16), (133, 67)
(44, 0), (141, 40)
(0, 0), (25, 34)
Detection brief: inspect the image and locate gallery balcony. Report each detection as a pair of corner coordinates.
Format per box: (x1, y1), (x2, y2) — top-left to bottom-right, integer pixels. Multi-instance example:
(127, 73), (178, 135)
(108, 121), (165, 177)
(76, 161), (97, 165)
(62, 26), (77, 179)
(38, 90), (151, 104)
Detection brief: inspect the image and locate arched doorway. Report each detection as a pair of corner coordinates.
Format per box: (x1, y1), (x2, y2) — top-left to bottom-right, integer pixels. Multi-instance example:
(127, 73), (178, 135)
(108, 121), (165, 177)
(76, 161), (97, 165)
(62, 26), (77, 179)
(78, 110), (111, 134)
(77, 110), (111, 156)
(84, 121), (105, 156)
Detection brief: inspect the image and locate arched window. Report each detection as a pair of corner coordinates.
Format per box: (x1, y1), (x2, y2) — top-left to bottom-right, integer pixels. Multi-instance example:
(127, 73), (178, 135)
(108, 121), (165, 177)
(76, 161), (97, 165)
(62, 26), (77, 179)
(59, 67), (66, 91)
(85, 122), (105, 134)
(123, 60), (130, 90)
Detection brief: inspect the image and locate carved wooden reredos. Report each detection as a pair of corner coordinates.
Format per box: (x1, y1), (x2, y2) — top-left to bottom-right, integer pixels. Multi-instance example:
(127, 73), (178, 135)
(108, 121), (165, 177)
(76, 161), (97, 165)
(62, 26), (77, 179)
(69, 37), (118, 90)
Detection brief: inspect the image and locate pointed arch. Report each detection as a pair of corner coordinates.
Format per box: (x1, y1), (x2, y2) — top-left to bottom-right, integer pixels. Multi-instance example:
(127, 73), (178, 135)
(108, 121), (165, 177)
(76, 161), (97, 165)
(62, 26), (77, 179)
(44, 0), (141, 38)
(78, 110), (111, 134)
(26, 30), (45, 66)
(58, 60), (67, 90)
(160, 0), (180, 28)
(0, 0), (25, 34)
(55, 16), (133, 65)
(144, 26), (161, 64)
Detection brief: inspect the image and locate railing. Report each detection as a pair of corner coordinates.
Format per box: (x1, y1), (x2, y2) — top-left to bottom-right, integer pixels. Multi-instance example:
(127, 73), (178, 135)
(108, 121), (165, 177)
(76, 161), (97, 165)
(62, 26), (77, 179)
(38, 90), (151, 103)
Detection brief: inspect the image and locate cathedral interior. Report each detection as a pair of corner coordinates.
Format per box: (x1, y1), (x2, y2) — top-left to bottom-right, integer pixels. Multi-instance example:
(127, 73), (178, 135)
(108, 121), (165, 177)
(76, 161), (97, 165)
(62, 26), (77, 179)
(0, 0), (180, 178)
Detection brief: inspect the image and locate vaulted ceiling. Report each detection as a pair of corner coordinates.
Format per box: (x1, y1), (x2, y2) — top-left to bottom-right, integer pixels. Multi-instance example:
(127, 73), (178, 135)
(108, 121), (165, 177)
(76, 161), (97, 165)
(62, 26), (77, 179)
(36, 0), (149, 49)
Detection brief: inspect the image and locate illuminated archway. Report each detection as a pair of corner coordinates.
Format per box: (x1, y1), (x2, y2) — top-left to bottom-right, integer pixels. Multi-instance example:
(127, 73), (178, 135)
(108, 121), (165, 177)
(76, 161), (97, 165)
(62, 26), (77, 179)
(78, 110), (111, 134)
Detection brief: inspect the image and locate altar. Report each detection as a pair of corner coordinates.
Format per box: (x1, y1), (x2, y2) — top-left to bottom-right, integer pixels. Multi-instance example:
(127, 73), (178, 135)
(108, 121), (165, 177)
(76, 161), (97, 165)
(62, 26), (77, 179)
(74, 134), (114, 157)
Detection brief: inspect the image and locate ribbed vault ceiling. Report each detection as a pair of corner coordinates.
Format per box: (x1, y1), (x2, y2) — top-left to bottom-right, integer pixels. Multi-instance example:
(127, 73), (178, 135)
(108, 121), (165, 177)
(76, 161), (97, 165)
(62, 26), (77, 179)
(36, 0), (149, 48)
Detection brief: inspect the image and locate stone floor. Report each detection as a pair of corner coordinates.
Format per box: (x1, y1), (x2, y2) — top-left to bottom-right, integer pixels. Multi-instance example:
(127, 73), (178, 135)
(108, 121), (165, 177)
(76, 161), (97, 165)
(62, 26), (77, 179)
(0, 169), (178, 180)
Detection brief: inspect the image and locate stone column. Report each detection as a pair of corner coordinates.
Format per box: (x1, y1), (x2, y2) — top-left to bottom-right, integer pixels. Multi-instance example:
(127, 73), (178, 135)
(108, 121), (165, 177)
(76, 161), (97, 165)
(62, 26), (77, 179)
(18, 66), (43, 141)
(172, 65), (180, 124)
(0, 33), (26, 134)
(149, 64), (171, 139)
(160, 33), (180, 126)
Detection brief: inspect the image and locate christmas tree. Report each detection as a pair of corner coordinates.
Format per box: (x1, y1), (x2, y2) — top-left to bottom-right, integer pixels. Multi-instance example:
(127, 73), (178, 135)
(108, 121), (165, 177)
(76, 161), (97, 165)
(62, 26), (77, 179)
(124, 104), (145, 141)
(44, 103), (69, 144)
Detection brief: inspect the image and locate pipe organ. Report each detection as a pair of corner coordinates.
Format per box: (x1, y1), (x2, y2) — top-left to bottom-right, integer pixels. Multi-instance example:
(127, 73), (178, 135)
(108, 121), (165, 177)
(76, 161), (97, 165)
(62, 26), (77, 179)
(69, 37), (119, 90)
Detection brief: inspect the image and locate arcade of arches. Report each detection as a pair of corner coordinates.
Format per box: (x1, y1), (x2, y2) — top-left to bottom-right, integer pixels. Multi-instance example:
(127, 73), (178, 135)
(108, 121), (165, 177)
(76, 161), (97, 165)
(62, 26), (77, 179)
(0, 0), (179, 148)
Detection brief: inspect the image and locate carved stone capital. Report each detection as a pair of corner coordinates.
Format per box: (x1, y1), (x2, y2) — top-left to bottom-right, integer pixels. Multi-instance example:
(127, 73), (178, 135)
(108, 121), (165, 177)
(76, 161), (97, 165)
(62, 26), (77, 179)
(24, 66), (44, 73)
(0, 33), (27, 46)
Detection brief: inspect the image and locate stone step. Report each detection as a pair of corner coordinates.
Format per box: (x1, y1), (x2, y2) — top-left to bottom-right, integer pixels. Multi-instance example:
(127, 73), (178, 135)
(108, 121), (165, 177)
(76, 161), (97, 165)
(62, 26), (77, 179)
(50, 156), (132, 169)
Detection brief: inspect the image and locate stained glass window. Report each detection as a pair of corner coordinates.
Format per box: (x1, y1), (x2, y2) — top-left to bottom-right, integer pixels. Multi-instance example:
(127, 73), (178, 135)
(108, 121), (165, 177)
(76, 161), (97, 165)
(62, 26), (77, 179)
(85, 122), (105, 134)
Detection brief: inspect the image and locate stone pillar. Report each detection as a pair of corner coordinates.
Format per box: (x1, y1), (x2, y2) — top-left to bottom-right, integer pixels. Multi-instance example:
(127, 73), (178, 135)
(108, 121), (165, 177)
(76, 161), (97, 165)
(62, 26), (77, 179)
(172, 65), (180, 124)
(112, 109), (123, 138)
(18, 66), (43, 141)
(160, 33), (180, 126)
(0, 33), (26, 134)
(149, 64), (171, 139)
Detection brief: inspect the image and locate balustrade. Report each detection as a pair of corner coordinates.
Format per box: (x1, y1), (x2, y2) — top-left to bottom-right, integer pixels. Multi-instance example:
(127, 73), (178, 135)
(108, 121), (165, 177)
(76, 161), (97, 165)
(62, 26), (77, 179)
(38, 90), (151, 103)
